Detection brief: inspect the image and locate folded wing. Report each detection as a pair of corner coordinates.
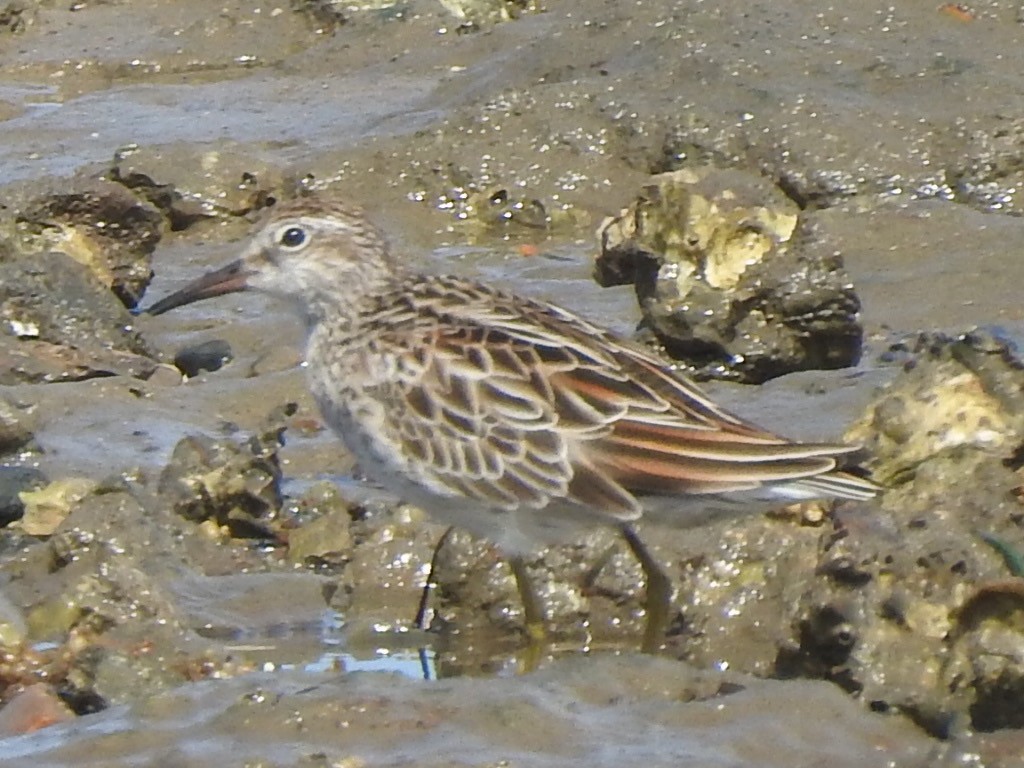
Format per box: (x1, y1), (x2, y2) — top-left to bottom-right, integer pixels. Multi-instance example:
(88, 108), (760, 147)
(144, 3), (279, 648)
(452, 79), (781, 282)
(372, 276), (878, 520)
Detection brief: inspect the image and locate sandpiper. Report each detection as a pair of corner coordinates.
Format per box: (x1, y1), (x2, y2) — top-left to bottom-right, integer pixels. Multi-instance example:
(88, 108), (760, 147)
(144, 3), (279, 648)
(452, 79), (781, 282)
(147, 195), (879, 651)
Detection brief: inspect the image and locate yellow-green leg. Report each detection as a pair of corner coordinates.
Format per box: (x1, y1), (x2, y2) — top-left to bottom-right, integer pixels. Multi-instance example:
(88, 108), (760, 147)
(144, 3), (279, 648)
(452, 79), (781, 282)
(620, 523), (673, 654)
(509, 555), (549, 672)
(509, 555), (548, 644)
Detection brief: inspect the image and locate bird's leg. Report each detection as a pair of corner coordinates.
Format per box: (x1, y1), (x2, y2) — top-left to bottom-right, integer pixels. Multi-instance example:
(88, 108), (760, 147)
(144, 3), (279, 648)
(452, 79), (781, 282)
(619, 522), (674, 654)
(415, 525), (456, 631)
(509, 555), (548, 644)
(579, 541), (619, 595)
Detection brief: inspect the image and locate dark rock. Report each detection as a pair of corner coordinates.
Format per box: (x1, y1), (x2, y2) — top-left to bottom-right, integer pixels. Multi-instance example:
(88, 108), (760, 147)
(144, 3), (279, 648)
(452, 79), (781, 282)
(294, 0), (348, 33)
(14, 182), (163, 309)
(0, 251), (157, 384)
(173, 339), (233, 378)
(596, 167), (864, 383)
(0, 3), (34, 36)
(0, 466), (45, 527)
(157, 407), (293, 537)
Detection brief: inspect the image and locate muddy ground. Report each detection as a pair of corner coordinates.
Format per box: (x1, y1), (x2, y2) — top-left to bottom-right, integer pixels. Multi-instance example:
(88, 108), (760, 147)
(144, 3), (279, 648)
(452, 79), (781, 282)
(1, 0), (1024, 765)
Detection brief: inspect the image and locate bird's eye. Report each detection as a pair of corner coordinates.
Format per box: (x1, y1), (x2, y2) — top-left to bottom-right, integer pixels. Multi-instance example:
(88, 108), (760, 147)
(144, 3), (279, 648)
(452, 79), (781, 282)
(279, 226), (308, 249)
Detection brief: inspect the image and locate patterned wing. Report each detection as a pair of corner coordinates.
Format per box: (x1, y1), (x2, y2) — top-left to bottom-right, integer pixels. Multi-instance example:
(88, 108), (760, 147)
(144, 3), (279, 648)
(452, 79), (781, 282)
(373, 276), (875, 518)
(378, 313), (645, 518)
(513, 292), (874, 501)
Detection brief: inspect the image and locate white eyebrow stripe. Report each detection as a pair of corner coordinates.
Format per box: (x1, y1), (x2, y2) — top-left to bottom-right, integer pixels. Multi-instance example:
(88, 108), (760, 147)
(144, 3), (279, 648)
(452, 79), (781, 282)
(303, 215), (358, 235)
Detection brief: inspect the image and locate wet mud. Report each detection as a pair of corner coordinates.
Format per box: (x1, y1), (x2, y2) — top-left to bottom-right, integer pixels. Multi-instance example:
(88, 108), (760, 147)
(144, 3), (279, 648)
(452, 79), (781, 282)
(1, 1), (1024, 765)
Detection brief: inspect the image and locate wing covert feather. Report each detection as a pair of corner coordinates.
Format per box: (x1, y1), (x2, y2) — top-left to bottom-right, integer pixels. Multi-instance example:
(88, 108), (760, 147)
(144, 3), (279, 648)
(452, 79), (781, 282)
(366, 275), (874, 515)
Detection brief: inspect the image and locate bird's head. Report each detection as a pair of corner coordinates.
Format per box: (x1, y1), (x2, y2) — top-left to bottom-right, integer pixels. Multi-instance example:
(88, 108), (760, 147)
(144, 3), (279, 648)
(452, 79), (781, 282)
(145, 197), (395, 321)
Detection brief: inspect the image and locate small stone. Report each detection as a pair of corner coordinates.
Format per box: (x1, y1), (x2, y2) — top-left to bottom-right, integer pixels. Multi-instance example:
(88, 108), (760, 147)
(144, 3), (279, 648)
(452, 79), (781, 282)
(158, 433), (283, 537)
(173, 339), (233, 378)
(0, 397), (34, 455)
(287, 510), (352, 563)
(18, 477), (98, 536)
(0, 684), (74, 736)
(0, 466), (45, 527)
(286, 482), (353, 562)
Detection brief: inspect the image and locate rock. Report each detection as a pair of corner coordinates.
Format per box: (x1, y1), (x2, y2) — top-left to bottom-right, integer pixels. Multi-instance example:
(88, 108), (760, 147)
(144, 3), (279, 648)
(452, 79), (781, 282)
(293, 0), (348, 32)
(107, 144), (284, 232)
(157, 408), (293, 537)
(776, 328), (1024, 735)
(13, 182), (163, 309)
(0, 466), (46, 527)
(429, 525), (614, 643)
(18, 478), (99, 537)
(5, 486), (269, 709)
(0, 397), (35, 456)
(596, 167), (864, 383)
(0, 684), (74, 736)
(438, 0), (541, 27)
(948, 578), (1024, 731)
(334, 501), (439, 635)
(851, 329), (1024, 486)
(286, 512), (352, 563)
(0, 251), (157, 384)
(173, 339), (233, 378)
(0, 3), (35, 36)
(23, 590), (82, 643)
(285, 482), (353, 564)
